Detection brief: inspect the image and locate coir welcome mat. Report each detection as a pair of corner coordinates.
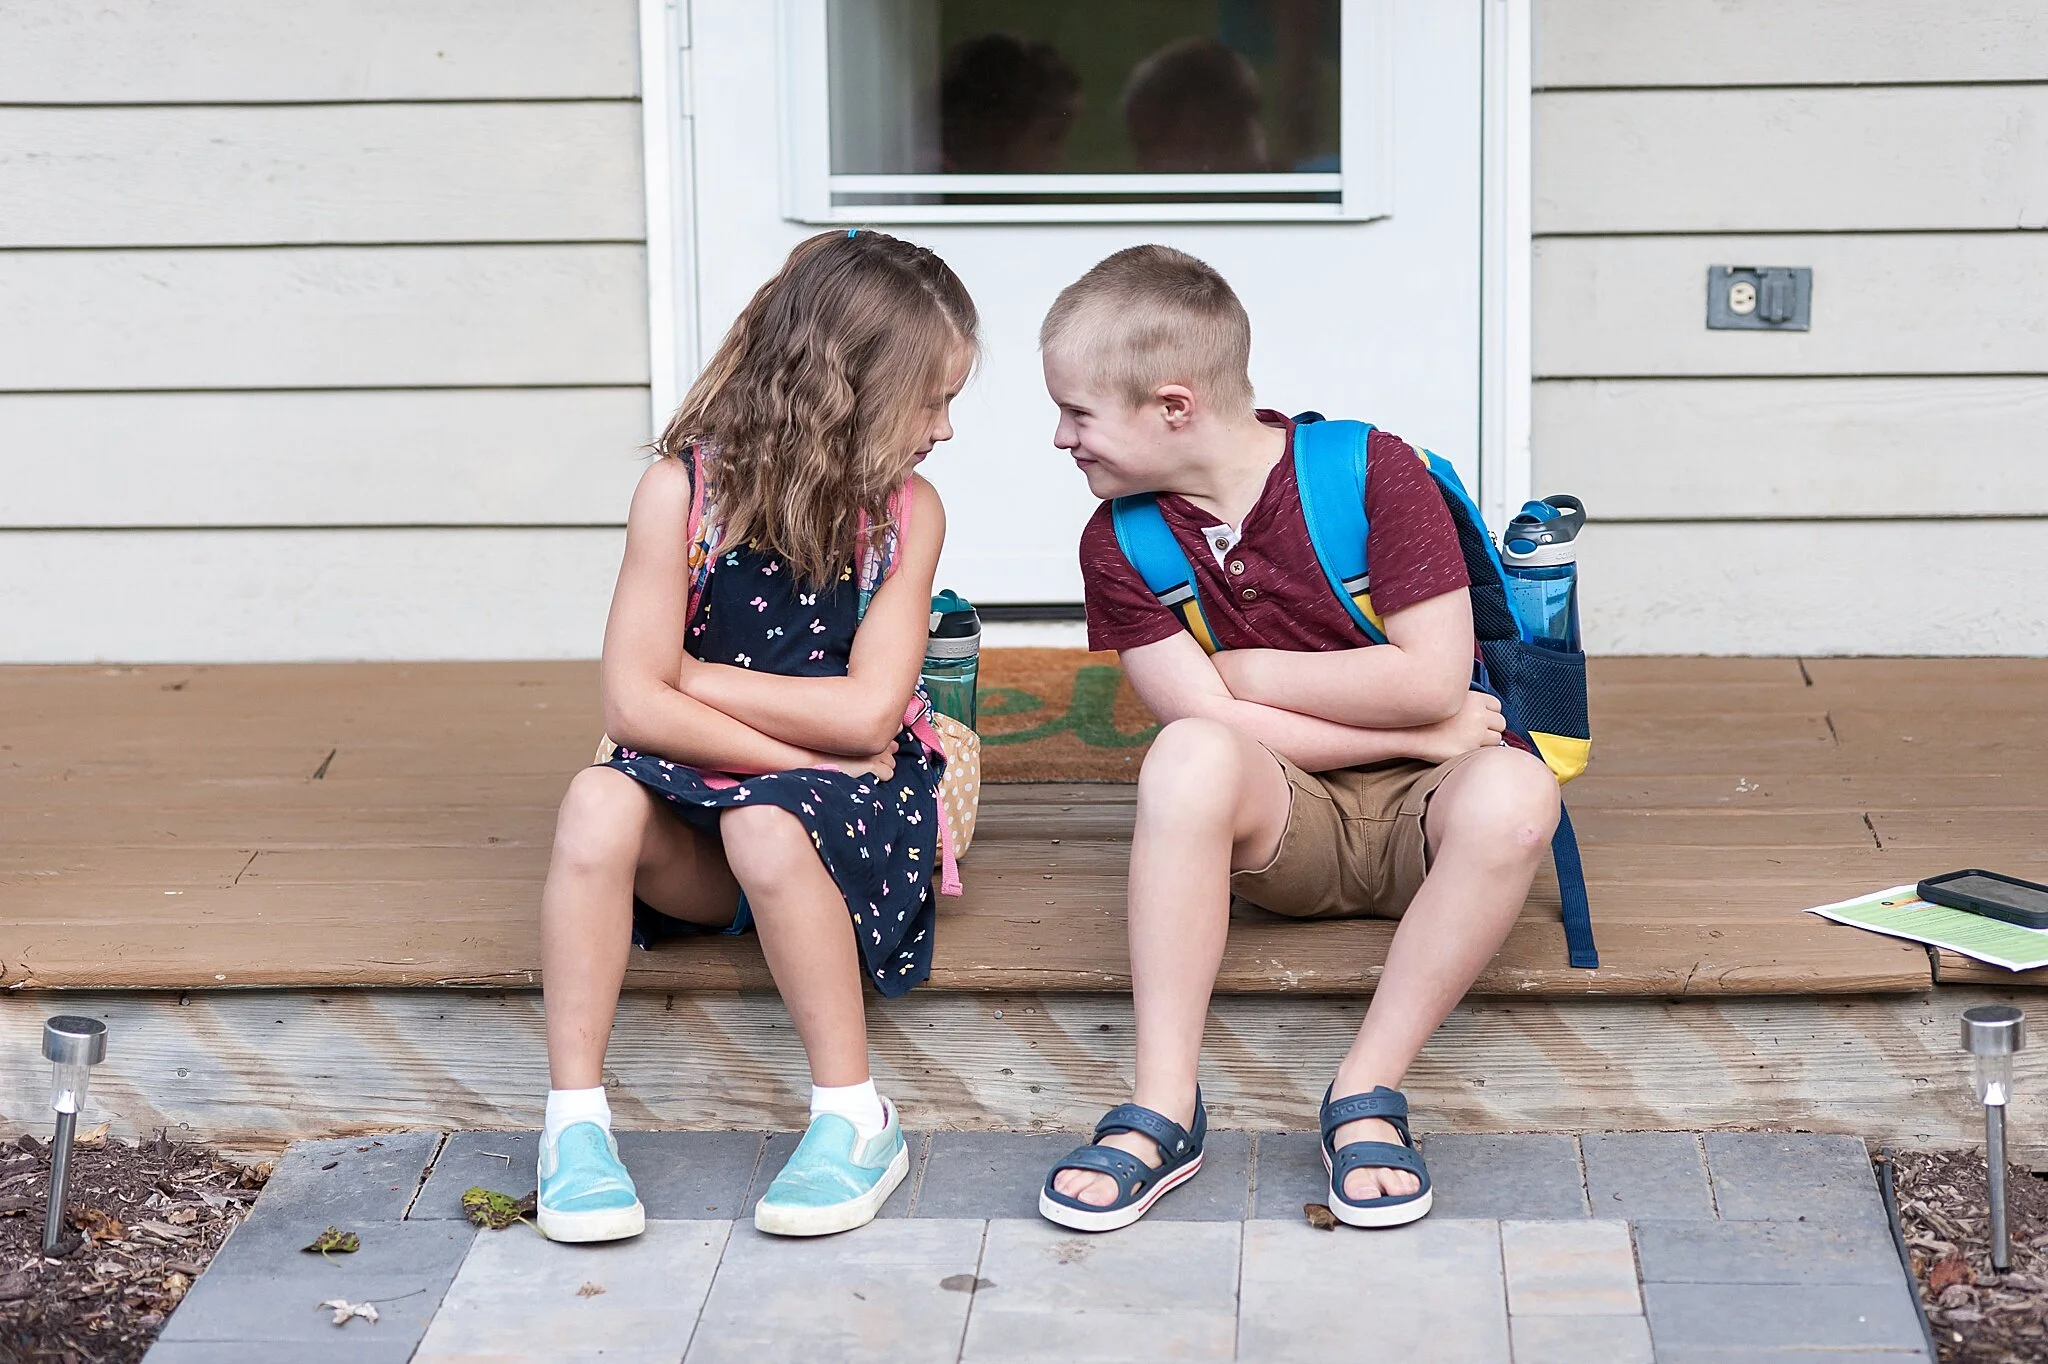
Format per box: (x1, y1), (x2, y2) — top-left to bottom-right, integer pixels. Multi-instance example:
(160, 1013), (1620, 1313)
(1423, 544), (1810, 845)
(976, 648), (1157, 782)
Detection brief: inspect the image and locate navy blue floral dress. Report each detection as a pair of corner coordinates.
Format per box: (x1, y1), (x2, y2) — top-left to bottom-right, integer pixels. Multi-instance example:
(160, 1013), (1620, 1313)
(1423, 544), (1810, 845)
(603, 538), (941, 997)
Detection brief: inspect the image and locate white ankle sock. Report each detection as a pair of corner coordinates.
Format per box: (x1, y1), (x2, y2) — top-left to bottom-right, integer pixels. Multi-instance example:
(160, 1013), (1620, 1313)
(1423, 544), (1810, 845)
(810, 1079), (887, 1139)
(544, 1087), (612, 1146)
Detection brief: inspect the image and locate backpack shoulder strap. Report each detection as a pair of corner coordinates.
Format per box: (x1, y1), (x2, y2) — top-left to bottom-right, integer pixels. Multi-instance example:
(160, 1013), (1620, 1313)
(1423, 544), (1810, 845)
(854, 477), (914, 622)
(1109, 494), (1220, 654)
(1292, 418), (1388, 643)
(684, 445), (717, 627)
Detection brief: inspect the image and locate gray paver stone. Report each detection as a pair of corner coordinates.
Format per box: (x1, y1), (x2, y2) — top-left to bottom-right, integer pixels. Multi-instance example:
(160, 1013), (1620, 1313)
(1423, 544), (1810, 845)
(1654, 1343), (1925, 1351)
(144, 1340), (421, 1364)
(913, 1131), (1082, 1219)
(1581, 1131), (1716, 1219)
(1656, 1352), (1928, 1363)
(1249, 1131), (1327, 1219)
(1502, 1219), (1641, 1315)
(414, 1130), (769, 1221)
(1704, 1132), (1888, 1231)
(1420, 1133), (1587, 1219)
(157, 1217), (476, 1347)
(740, 1129), (926, 1218)
(963, 1217), (1239, 1362)
(1238, 1217), (1510, 1362)
(688, 1218), (984, 1364)
(235, 1130), (443, 1233)
(1509, 1315), (1654, 1364)
(1645, 1282), (1927, 1354)
(413, 1218), (729, 1363)
(1635, 1217), (1910, 1286)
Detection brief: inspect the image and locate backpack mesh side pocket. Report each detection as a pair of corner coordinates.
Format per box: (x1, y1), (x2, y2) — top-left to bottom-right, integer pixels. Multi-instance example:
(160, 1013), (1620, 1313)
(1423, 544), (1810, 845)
(1479, 638), (1590, 783)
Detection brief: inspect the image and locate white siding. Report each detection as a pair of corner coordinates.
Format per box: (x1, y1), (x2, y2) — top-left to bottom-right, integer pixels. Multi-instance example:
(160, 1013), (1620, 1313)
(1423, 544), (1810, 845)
(1534, 0), (2048, 655)
(0, 0), (638, 102)
(0, 1), (649, 661)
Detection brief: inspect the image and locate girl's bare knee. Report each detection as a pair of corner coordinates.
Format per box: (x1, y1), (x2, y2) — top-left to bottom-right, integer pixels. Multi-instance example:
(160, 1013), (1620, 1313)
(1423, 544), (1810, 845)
(719, 803), (812, 886)
(553, 767), (652, 872)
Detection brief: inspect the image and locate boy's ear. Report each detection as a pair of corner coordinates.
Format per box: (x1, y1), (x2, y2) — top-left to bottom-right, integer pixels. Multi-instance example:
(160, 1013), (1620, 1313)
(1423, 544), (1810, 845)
(1157, 384), (1196, 429)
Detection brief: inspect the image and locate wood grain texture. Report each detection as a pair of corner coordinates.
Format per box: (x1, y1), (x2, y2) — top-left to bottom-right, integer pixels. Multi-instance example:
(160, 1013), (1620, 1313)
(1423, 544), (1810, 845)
(0, 389), (650, 528)
(1534, 378), (2048, 519)
(0, 0), (639, 103)
(1536, 0), (2048, 89)
(3, 988), (2039, 1160)
(1536, 86), (2048, 234)
(1535, 234), (2048, 379)
(19, 656), (2048, 995)
(0, 528), (623, 663)
(0, 246), (649, 392)
(1575, 521), (2048, 656)
(0, 104), (645, 248)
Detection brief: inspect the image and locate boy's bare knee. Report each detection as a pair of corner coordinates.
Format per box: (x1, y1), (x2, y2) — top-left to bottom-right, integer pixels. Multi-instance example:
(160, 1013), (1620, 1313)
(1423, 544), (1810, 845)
(1436, 749), (1559, 853)
(554, 766), (652, 871)
(1140, 716), (1245, 791)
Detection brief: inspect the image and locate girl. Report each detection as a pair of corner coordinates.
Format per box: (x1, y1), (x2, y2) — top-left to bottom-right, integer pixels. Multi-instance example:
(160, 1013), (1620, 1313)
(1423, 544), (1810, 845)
(536, 230), (978, 1241)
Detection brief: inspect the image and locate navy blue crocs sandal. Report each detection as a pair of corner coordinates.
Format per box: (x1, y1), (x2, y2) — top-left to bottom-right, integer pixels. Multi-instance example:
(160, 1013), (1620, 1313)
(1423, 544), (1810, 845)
(1319, 1084), (1433, 1228)
(1038, 1092), (1207, 1233)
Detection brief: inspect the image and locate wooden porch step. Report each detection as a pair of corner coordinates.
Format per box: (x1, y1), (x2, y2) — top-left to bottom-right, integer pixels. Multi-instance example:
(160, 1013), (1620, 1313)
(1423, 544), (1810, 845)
(8, 657), (2047, 996)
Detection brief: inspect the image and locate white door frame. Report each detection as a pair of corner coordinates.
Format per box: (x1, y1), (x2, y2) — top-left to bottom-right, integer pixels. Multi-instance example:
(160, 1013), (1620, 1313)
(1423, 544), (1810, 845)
(640, 0), (698, 428)
(639, 0), (1535, 526)
(1478, 0), (1534, 527)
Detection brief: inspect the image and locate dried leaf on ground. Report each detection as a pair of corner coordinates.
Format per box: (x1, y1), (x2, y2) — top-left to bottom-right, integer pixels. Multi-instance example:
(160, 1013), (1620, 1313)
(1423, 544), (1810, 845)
(70, 1206), (127, 1243)
(302, 1226), (360, 1255)
(1303, 1203), (1338, 1231)
(1929, 1252), (1974, 1293)
(74, 1122), (113, 1147)
(577, 1282), (605, 1298)
(461, 1186), (537, 1230)
(317, 1298), (380, 1326)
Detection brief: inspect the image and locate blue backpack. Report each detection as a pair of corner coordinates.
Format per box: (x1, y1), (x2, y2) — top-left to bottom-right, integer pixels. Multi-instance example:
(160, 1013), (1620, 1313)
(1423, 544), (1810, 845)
(1108, 416), (1597, 969)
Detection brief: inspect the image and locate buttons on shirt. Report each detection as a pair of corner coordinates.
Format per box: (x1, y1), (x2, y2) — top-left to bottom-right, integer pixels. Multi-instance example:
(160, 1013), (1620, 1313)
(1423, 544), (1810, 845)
(1229, 559), (1246, 576)
(1241, 587), (1258, 601)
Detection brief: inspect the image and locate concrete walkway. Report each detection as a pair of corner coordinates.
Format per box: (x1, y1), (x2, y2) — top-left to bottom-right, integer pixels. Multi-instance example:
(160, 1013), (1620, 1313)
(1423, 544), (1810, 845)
(144, 1129), (1930, 1363)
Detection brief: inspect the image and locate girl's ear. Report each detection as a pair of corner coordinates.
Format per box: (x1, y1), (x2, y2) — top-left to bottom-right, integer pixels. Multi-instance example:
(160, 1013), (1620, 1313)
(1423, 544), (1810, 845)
(1157, 384), (1196, 429)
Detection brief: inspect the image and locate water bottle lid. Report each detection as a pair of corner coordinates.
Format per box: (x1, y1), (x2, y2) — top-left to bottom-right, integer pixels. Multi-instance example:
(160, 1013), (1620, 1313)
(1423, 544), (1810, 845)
(928, 588), (979, 639)
(1501, 495), (1583, 566)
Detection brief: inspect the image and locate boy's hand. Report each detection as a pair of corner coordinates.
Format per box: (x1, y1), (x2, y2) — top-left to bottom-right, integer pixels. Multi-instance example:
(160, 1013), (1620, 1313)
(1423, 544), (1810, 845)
(1411, 689), (1507, 763)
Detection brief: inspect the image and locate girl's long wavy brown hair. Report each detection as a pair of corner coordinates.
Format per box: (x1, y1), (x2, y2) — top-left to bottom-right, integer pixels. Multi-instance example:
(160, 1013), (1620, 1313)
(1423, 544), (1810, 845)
(655, 230), (978, 586)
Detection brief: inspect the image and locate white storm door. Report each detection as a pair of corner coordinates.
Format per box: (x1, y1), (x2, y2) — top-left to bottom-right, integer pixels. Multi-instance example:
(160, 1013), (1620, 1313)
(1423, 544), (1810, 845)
(676, 0), (1482, 604)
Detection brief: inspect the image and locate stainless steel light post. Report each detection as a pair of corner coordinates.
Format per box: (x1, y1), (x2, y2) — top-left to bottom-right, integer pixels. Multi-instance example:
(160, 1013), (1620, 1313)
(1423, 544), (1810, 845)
(41, 1015), (108, 1256)
(1960, 1004), (2025, 1273)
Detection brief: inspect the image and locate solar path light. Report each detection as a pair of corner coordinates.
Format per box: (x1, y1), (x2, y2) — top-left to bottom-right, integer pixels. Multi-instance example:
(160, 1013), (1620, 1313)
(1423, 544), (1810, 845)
(41, 1014), (108, 1256)
(1960, 1004), (2025, 1272)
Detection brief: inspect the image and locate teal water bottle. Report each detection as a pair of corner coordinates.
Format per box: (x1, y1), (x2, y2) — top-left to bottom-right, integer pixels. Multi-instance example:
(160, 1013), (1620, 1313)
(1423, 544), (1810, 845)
(1500, 496), (1584, 651)
(922, 589), (980, 727)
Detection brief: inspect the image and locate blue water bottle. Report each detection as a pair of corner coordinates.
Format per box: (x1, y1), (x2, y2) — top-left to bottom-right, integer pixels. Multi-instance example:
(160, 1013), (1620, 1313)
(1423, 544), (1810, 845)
(1500, 496), (1584, 651)
(921, 589), (980, 727)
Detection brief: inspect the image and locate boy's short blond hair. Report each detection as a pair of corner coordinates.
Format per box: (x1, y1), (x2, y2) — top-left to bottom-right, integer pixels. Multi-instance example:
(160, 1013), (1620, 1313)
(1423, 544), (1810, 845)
(1039, 245), (1254, 413)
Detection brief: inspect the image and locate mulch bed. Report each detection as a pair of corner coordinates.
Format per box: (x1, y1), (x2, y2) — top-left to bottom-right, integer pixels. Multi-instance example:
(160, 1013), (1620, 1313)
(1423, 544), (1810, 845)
(1891, 1147), (2048, 1364)
(0, 1129), (269, 1364)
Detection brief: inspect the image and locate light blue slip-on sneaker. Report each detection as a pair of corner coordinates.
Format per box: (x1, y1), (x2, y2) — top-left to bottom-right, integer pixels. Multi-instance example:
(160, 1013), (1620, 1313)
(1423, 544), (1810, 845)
(536, 1121), (646, 1243)
(753, 1099), (910, 1237)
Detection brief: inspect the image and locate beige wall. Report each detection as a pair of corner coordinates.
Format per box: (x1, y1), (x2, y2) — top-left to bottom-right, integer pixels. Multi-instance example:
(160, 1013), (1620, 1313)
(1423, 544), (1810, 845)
(1533, 0), (2048, 654)
(0, 1), (650, 662)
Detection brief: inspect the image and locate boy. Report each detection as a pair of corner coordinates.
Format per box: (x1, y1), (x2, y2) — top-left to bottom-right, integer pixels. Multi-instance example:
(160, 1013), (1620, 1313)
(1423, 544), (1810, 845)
(1036, 246), (1560, 1231)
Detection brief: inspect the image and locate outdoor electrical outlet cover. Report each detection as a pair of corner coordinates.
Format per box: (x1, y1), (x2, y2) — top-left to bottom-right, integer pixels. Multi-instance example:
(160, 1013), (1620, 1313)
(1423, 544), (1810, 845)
(1707, 266), (1811, 330)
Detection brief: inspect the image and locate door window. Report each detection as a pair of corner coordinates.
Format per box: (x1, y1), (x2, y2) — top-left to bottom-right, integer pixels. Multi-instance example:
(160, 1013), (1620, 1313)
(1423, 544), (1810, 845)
(781, 0), (1389, 222)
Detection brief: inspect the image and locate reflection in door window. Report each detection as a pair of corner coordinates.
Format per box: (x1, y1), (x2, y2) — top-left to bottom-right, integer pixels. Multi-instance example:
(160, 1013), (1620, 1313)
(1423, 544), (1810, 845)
(795, 0), (1377, 222)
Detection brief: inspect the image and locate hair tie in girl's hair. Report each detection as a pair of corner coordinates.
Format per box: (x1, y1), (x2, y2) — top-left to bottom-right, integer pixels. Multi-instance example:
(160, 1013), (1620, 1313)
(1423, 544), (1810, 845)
(847, 228), (858, 238)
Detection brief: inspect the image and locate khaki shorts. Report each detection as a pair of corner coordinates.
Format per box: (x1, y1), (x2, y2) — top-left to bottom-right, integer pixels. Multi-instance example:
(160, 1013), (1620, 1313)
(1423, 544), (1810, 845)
(1229, 746), (1493, 920)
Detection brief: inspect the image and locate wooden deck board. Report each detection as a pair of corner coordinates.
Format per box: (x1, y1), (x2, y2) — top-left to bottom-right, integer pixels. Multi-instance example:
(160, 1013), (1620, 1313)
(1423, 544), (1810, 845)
(7, 657), (2047, 996)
